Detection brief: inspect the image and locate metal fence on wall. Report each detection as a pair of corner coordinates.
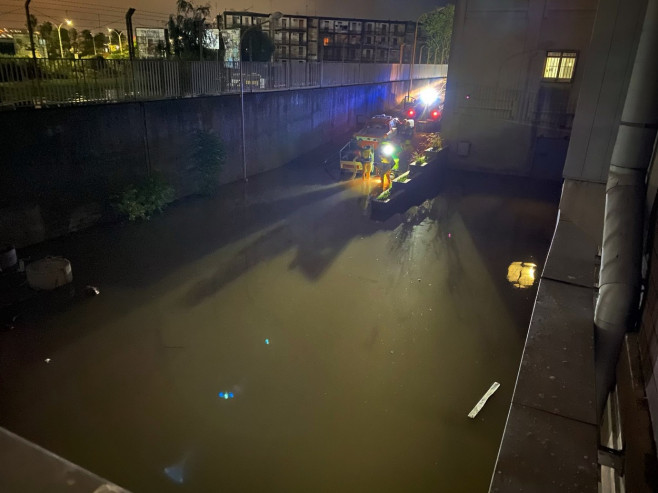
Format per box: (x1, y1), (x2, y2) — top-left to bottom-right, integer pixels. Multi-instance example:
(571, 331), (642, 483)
(0, 58), (448, 110)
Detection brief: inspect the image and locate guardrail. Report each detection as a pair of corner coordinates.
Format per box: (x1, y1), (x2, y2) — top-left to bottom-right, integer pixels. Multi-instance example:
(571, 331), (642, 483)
(0, 59), (448, 110)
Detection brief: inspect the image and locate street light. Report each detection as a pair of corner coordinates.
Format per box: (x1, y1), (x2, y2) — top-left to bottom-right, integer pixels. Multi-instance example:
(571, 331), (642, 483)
(407, 13), (422, 102)
(56, 19), (72, 58)
(108, 28), (124, 55)
(408, 7), (449, 100)
(240, 11), (282, 182)
(418, 44), (428, 64)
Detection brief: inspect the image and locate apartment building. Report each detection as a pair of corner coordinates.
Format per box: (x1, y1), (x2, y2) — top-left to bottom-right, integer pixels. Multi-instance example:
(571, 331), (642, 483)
(222, 11), (427, 63)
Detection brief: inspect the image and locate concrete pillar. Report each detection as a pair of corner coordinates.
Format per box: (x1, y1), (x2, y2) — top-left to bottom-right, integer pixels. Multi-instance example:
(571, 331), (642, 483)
(595, 0), (658, 416)
(563, 0), (648, 184)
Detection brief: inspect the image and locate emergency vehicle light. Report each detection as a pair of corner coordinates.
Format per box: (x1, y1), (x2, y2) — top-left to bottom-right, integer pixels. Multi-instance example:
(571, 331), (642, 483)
(431, 110), (440, 120)
(407, 108), (415, 117)
(420, 87), (439, 106)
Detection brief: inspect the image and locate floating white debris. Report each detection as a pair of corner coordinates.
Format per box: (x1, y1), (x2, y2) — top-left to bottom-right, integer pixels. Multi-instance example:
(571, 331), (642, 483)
(468, 382), (500, 418)
(85, 285), (100, 296)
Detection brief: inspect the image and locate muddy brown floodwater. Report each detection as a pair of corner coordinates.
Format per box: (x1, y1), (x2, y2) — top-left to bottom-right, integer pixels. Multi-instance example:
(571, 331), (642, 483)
(0, 154), (560, 492)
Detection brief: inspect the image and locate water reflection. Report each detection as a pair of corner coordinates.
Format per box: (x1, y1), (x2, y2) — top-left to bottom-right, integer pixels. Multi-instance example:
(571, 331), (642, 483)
(506, 261), (537, 289)
(164, 455), (188, 484)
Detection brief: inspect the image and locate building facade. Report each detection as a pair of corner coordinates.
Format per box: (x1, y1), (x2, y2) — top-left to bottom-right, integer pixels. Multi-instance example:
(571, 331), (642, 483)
(441, 1), (658, 491)
(221, 11), (428, 64)
(441, 0), (599, 178)
(0, 28), (47, 58)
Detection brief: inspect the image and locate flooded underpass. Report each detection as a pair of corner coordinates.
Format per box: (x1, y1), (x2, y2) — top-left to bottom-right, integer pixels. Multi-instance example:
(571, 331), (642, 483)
(0, 156), (561, 492)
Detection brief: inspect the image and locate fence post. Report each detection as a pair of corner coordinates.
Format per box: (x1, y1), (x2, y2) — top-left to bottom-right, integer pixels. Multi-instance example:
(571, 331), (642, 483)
(126, 8), (136, 60)
(140, 101), (152, 177)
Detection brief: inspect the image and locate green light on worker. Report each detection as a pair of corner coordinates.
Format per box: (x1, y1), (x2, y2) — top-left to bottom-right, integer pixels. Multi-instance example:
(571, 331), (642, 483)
(382, 143), (395, 156)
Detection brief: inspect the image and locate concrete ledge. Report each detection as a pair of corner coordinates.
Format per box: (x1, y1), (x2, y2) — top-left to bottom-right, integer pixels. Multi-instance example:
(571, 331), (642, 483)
(514, 279), (596, 425)
(0, 427), (129, 493)
(542, 215), (598, 289)
(490, 204), (599, 492)
(490, 403), (598, 493)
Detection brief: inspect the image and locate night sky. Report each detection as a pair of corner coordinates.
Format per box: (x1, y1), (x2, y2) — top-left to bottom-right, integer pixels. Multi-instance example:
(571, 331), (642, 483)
(1, 0), (451, 31)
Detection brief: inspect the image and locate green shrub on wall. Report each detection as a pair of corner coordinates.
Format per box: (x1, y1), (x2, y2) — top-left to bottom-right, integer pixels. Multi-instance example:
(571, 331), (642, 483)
(192, 130), (226, 195)
(114, 175), (175, 221)
(428, 133), (443, 150)
(412, 151), (427, 164)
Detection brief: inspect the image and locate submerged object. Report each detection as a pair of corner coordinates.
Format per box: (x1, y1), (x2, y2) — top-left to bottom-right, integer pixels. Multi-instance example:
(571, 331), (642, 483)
(26, 257), (72, 290)
(85, 285), (100, 296)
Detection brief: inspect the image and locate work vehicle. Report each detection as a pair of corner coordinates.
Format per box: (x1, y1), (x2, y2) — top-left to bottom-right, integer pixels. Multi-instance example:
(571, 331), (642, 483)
(403, 95), (442, 123)
(401, 86), (444, 131)
(353, 114), (399, 149)
(339, 140), (373, 175)
(340, 115), (414, 175)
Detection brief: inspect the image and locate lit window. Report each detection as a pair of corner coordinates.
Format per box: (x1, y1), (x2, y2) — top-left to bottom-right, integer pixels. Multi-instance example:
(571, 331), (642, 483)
(323, 37), (330, 46)
(543, 51), (577, 82)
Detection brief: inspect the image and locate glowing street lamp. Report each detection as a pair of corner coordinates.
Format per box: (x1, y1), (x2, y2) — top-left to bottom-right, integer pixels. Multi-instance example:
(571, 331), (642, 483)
(408, 6), (448, 100)
(108, 28), (124, 55)
(57, 19), (72, 58)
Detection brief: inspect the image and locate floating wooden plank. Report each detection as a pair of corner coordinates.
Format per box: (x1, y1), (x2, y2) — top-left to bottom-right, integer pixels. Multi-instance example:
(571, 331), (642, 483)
(468, 382), (500, 418)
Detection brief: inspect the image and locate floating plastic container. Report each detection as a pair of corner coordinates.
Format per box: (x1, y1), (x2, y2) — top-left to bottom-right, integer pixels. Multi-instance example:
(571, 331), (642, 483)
(26, 257), (73, 290)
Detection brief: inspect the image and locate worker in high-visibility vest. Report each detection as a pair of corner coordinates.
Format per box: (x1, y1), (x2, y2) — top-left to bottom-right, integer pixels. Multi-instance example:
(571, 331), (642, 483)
(361, 146), (373, 181)
(379, 142), (399, 191)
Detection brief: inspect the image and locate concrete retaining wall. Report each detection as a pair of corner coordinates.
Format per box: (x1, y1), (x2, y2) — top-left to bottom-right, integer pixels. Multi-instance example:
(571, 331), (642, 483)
(0, 80), (431, 247)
